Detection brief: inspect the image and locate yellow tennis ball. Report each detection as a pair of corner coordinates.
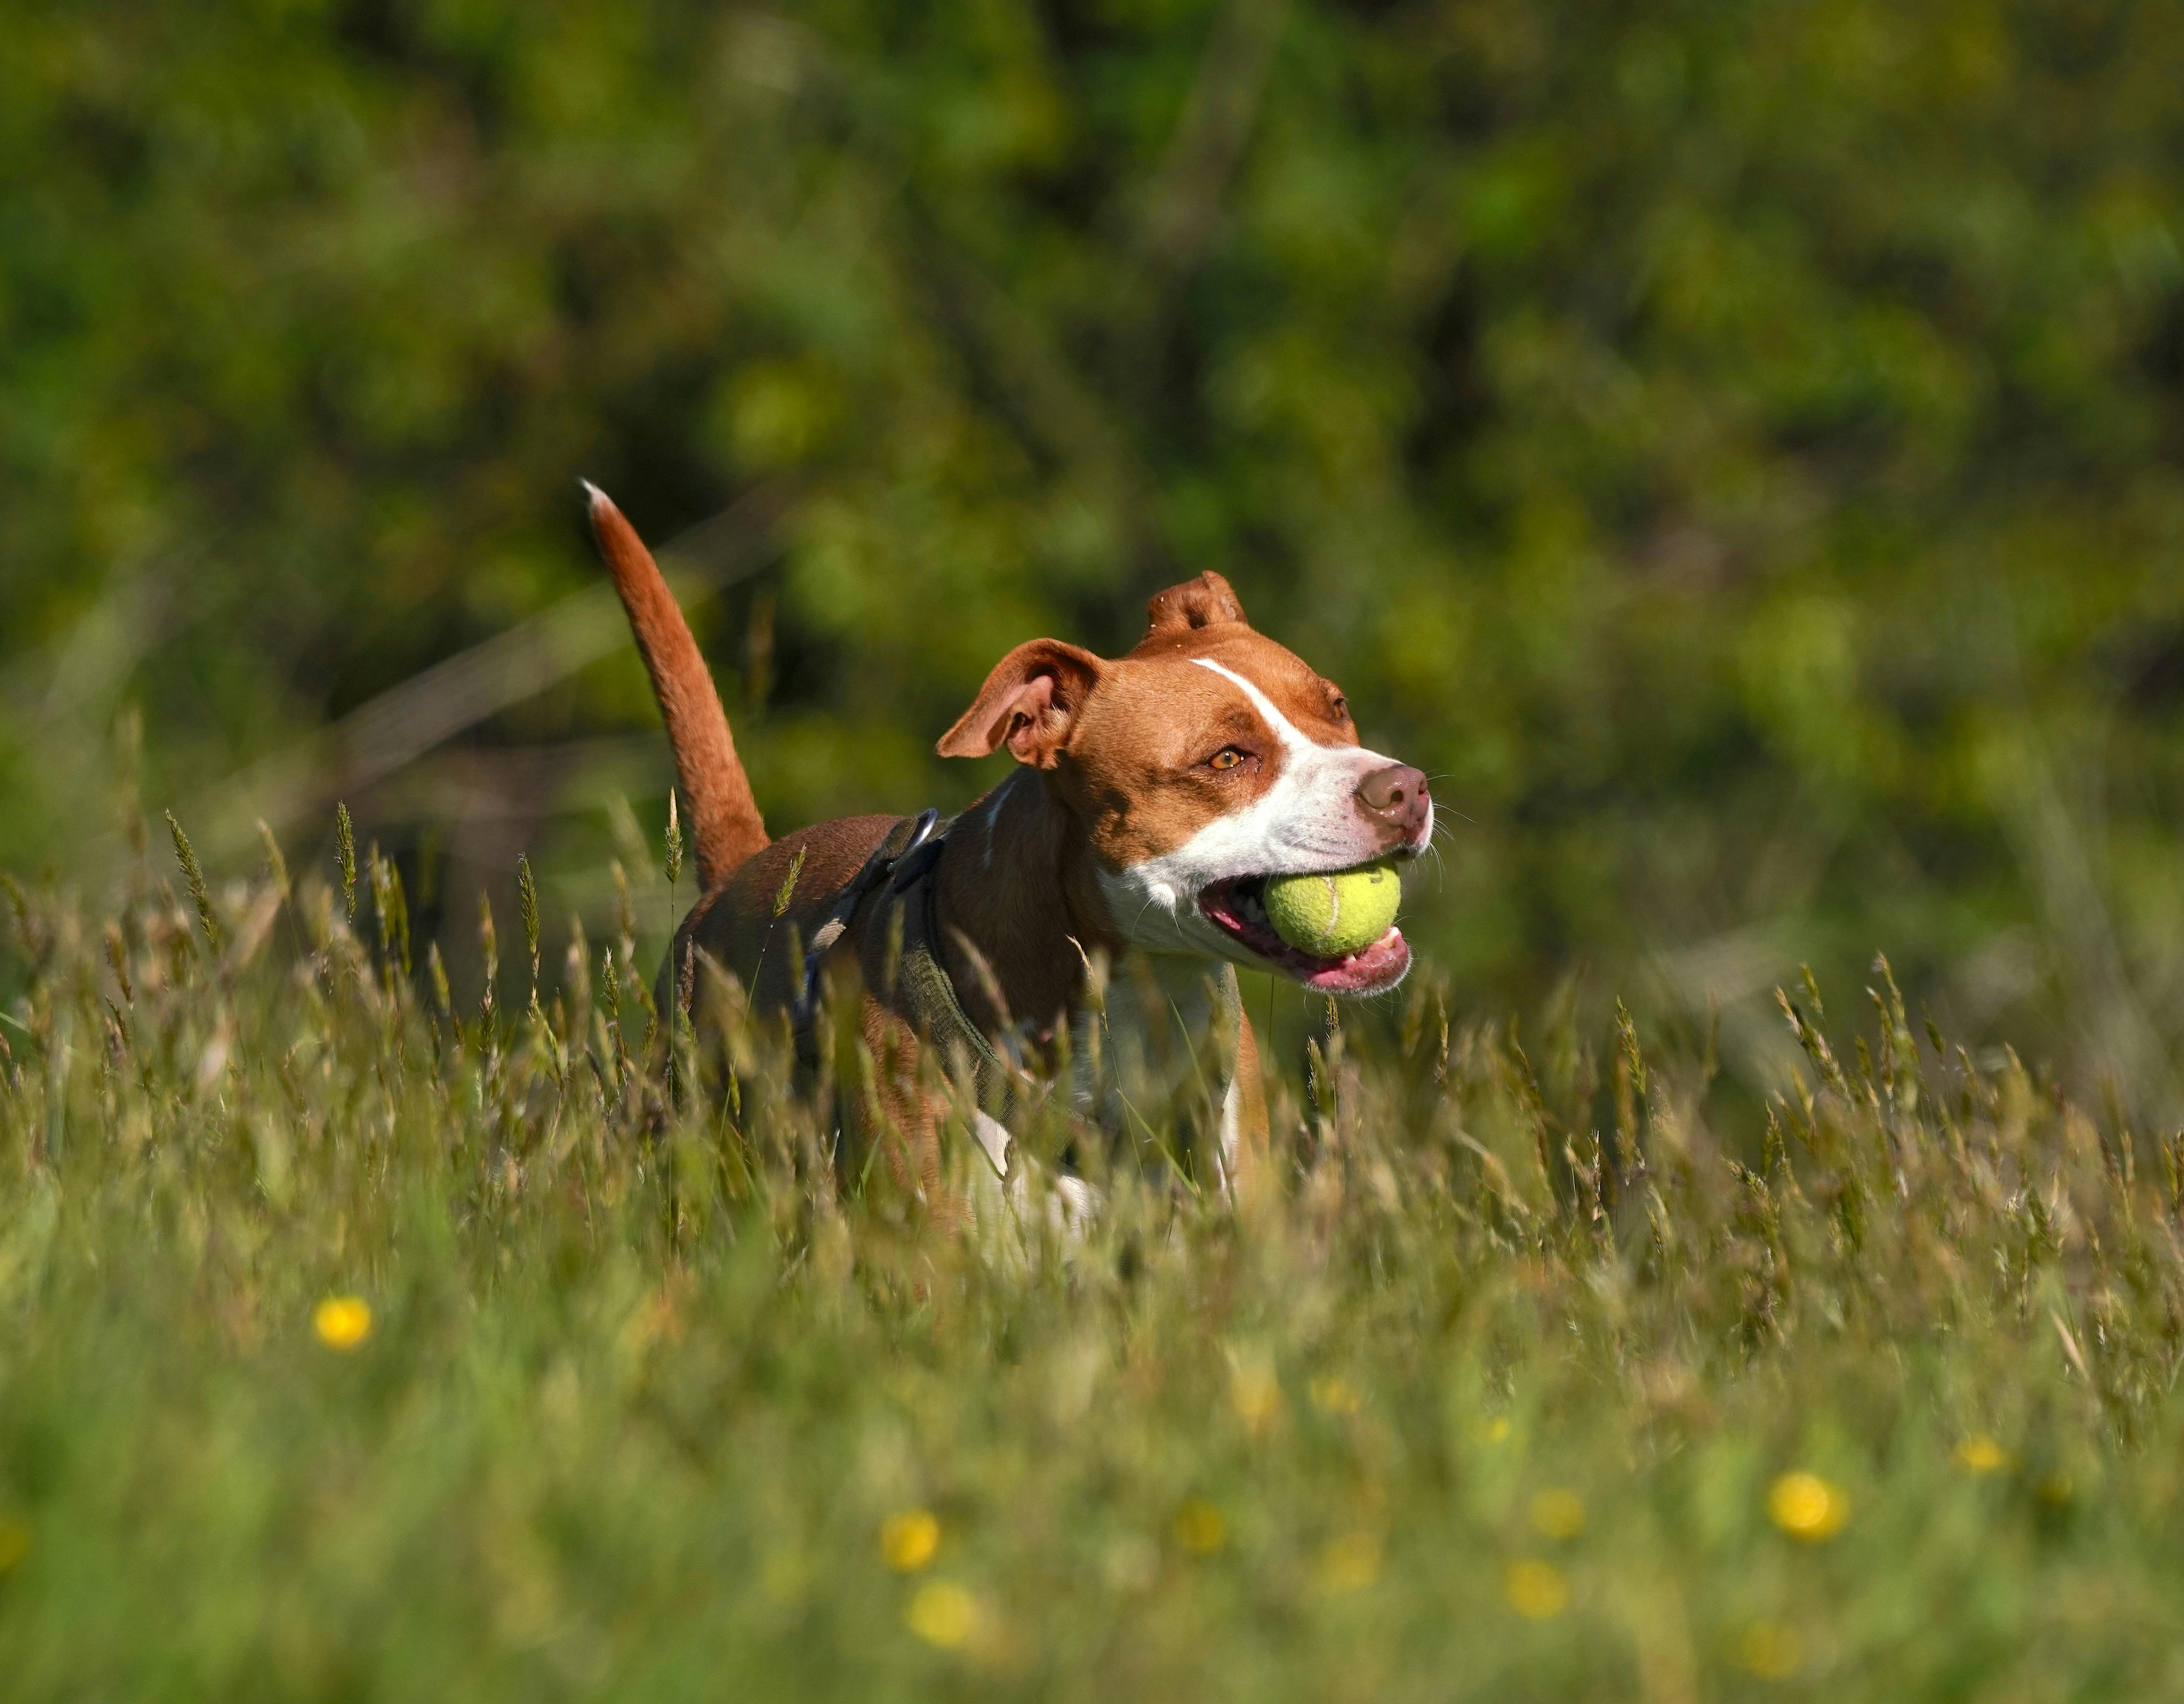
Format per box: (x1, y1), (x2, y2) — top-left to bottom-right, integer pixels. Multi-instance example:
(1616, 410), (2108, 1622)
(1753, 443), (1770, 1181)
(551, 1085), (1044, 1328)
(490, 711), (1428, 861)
(1263, 863), (1401, 957)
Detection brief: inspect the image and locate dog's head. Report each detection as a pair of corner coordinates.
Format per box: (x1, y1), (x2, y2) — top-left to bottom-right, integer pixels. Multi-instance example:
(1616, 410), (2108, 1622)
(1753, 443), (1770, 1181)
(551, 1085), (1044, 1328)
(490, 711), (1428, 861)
(937, 572), (1430, 994)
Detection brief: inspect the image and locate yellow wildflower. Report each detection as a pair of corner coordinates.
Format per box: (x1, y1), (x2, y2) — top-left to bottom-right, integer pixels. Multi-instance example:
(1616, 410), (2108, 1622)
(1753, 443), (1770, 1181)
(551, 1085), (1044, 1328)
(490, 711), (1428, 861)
(1173, 1499), (1226, 1555)
(1955, 1434), (2008, 1474)
(1739, 1620), (1804, 1679)
(1229, 1360), (1282, 1429)
(905, 1580), (980, 1649)
(1504, 1558), (1569, 1620)
(1309, 1376), (1362, 1415)
(1528, 1488), (1585, 1540)
(880, 1509), (941, 1572)
(312, 1296), (372, 1350)
(1767, 1472), (1849, 1542)
(1313, 1531), (1381, 1595)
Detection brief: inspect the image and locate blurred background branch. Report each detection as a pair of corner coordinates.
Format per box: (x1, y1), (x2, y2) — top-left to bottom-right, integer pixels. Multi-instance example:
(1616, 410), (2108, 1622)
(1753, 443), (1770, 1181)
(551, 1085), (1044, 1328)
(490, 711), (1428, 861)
(196, 480), (791, 858)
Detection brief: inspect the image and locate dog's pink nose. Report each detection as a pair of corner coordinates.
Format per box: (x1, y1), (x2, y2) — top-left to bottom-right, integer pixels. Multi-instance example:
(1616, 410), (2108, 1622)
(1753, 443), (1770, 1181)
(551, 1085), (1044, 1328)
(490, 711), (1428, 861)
(1355, 763), (1429, 840)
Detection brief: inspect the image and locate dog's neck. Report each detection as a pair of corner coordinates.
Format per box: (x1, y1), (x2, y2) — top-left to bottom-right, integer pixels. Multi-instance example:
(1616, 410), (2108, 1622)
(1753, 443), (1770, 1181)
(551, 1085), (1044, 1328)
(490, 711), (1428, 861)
(930, 767), (1120, 1045)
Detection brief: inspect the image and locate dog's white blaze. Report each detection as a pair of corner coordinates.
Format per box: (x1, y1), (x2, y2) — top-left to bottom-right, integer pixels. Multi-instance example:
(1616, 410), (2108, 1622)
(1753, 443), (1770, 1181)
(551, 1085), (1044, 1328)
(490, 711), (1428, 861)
(1196, 659), (1316, 760)
(1092, 657), (1424, 966)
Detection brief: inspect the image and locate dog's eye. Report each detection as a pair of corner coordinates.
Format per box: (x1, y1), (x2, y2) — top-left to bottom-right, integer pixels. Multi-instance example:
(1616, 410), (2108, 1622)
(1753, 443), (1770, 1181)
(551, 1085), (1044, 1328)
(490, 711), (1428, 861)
(1207, 747), (1247, 772)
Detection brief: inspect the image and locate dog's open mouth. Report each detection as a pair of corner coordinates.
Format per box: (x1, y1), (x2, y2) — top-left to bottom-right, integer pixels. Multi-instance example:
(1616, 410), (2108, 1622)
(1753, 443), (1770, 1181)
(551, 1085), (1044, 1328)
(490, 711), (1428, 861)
(1197, 876), (1411, 994)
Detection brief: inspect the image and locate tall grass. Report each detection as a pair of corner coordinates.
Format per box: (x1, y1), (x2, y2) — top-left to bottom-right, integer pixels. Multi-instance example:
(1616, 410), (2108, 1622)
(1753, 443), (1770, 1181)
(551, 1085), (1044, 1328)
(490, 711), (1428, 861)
(0, 833), (2180, 1700)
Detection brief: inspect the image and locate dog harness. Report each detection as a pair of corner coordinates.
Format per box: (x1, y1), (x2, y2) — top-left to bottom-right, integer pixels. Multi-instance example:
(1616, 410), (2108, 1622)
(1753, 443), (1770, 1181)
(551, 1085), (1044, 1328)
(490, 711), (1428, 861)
(790, 808), (1017, 1123)
(785, 805), (1250, 1197)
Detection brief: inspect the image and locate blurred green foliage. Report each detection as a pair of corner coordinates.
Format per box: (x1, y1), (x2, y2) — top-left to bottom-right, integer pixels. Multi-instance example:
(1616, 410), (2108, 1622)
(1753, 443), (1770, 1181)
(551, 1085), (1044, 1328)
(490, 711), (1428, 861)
(8, 0), (2184, 1099)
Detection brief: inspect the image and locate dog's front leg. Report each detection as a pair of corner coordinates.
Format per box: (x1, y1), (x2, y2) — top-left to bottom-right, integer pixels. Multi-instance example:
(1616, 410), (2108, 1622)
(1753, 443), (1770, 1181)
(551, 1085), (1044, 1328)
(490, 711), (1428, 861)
(852, 1001), (965, 1227)
(854, 999), (1083, 1242)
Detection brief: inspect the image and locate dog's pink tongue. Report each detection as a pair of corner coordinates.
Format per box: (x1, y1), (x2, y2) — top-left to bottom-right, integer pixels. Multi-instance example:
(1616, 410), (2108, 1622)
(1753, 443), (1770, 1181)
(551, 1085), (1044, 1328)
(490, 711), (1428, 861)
(1303, 929), (1410, 993)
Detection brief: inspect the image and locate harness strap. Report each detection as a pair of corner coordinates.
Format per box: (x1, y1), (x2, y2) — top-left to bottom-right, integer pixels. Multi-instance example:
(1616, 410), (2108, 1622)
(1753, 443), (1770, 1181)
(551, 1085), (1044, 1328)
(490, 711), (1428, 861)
(899, 856), (1013, 1097)
(794, 808), (943, 1030)
(792, 805), (1027, 1177)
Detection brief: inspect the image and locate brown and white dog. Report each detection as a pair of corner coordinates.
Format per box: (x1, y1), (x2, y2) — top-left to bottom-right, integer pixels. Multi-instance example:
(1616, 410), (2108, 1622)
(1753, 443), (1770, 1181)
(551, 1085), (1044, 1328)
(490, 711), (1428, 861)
(585, 484), (1431, 1212)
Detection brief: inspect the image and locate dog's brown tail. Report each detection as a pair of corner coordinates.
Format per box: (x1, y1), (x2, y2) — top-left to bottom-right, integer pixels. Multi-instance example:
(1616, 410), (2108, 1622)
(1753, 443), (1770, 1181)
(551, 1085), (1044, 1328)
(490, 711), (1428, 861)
(584, 483), (768, 889)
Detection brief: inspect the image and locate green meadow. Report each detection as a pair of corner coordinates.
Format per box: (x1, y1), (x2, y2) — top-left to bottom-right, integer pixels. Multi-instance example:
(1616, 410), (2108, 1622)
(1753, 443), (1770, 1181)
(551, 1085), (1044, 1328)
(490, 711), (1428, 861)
(1, 831), (2179, 1701)
(12, 1), (2184, 1695)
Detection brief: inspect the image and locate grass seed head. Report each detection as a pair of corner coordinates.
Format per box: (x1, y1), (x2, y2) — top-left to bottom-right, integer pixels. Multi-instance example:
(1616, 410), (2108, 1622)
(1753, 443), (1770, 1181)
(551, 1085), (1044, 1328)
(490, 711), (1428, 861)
(335, 803), (356, 919)
(517, 854), (540, 987)
(256, 819), (289, 903)
(165, 811), (222, 955)
(426, 941), (453, 1017)
(774, 846), (805, 918)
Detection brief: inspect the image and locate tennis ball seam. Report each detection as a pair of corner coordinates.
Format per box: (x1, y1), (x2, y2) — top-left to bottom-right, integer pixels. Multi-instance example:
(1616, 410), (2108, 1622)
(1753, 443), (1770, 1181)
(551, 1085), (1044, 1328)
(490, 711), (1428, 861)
(1262, 864), (1400, 958)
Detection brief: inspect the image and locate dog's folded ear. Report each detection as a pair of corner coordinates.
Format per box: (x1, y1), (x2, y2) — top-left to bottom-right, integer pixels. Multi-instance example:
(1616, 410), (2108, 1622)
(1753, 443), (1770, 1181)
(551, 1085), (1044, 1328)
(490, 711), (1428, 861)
(1143, 571), (1249, 638)
(937, 640), (1103, 767)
